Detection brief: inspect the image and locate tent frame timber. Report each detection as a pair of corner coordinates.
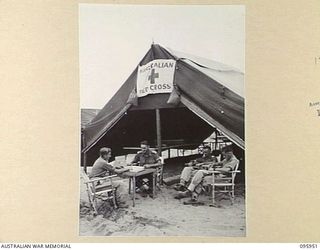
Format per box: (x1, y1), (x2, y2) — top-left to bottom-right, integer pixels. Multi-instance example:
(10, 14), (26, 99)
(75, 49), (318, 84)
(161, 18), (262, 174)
(156, 108), (162, 156)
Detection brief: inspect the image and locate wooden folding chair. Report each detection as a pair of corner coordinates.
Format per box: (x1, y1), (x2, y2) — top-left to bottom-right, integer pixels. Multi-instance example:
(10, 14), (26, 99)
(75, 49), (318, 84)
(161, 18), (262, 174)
(144, 156), (164, 188)
(80, 168), (118, 214)
(209, 160), (240, 205)
(156, 156), (164, 186)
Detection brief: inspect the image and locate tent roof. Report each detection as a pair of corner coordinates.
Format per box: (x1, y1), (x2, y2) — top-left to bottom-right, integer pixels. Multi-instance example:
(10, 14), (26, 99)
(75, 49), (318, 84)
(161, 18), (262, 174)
(166, 48), (244, 98)
(81, 108), (100, 128)
(82, 44), (244, 154)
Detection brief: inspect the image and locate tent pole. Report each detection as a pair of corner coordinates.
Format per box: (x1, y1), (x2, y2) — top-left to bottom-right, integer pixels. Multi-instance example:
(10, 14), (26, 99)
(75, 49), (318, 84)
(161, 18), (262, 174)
(215, 128), (218, 150)
(156, 108), (162, 156)
(84, 152), (87, 174)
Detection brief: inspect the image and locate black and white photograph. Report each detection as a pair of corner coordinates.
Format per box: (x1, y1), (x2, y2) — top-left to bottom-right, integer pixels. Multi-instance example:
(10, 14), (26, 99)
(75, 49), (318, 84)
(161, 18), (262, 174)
(79, 4), (245, 236)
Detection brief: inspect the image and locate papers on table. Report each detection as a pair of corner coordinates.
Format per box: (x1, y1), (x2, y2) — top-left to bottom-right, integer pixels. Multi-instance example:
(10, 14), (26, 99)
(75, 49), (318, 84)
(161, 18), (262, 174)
(128, 166), (145, 173)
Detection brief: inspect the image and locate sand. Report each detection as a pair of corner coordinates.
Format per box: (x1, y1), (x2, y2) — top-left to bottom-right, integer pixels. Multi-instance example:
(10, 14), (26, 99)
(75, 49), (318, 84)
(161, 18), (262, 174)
(79, 176), (246, 237)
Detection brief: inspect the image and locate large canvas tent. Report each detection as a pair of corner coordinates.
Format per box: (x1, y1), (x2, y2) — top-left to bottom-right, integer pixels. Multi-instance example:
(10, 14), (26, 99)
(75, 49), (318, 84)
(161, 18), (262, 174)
(82, 44), (244, 165)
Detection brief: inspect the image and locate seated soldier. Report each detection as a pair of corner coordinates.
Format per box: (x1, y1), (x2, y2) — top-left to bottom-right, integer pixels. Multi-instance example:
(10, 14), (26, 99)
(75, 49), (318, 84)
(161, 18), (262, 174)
(174, 145), (217, 191)
(131, 140), (161, 197)
(89, 147), (129, 208)
(175, 145), (239, 201)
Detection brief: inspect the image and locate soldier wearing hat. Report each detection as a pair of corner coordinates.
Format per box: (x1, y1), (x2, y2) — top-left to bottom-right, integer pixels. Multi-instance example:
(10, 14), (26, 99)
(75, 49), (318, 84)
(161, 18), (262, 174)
(174, 145), (217, 192)
(175, 145), (239, 202)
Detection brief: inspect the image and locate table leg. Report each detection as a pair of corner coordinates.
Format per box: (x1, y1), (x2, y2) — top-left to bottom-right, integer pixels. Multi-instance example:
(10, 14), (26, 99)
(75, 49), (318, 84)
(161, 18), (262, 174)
(212, 173), (215, 206)
(152, 172), (156, 198)
(132, 176), (136, 207)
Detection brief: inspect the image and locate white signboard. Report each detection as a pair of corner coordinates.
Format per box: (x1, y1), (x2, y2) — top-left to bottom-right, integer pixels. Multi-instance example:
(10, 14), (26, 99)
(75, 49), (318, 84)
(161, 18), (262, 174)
(136, 59), (176, 97)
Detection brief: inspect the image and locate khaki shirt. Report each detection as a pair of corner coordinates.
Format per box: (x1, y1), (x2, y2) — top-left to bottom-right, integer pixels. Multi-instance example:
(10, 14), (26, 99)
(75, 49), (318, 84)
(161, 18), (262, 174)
(89, 157), (114, 178)
(219, 155), (239, 171)
(132, 149), (160, 166)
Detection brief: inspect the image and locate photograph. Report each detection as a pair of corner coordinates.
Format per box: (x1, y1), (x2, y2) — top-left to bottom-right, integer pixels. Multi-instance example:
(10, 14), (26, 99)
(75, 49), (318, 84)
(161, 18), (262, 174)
(79, 4), (245, 236)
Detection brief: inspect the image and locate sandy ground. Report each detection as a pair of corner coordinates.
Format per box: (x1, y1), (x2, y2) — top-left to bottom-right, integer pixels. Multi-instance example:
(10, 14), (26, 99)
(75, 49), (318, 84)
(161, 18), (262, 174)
(79, 175), (246, 237)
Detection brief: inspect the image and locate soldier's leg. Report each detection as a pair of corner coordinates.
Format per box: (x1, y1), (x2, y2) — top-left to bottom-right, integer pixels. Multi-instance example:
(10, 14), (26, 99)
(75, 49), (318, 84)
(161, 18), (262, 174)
(187, 170), (209, 201)
(187, 170), (206, 192)
(174, 166), (194, 191)
(113, 180), (129, 207)
(175, 170), (205, 199)
(147, 173), (154, 195)
(180, 166), (194, 186)
(135, 176), (144, 189)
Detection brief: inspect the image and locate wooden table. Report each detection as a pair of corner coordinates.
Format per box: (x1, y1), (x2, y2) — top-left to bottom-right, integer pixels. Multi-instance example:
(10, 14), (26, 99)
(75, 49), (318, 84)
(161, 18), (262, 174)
(123, 168), (157, 207)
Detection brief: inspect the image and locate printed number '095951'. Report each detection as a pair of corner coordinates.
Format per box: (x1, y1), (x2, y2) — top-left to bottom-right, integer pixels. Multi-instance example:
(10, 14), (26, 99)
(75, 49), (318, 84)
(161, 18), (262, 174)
(300, 244), (318, 248)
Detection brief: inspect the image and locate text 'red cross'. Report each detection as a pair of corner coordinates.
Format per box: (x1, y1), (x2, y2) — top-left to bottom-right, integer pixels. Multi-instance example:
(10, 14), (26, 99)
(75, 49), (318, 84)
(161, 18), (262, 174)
(148, 69), (159, 84)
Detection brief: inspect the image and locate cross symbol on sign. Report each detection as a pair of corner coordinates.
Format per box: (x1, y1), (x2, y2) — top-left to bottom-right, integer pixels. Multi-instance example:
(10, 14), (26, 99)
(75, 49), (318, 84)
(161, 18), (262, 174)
(148, 69), (159, 84)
